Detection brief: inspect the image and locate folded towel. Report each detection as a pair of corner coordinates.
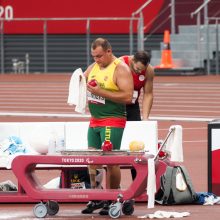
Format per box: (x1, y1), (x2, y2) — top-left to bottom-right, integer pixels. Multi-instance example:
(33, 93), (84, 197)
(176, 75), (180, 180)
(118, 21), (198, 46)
(67, 68), (87, 114)
(165, 125), (183, 162)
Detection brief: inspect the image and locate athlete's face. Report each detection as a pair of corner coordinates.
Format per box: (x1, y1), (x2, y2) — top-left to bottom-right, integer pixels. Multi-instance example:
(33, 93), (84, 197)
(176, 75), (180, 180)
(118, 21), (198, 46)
(132, 61), (147, 74)
(91, 46), (111, 68)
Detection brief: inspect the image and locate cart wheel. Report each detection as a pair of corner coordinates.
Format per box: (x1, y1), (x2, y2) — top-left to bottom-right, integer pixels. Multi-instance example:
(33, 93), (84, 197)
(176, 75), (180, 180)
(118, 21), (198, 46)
(46, 200), (59, 216)
(122, 200), (134, 215)
(109, 203), (121, 219)
(33, 203), (47, 218)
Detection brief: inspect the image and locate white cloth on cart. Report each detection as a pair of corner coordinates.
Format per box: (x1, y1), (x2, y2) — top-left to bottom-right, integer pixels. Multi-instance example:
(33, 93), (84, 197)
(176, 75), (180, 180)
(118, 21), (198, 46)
(67, 68), (87, 114)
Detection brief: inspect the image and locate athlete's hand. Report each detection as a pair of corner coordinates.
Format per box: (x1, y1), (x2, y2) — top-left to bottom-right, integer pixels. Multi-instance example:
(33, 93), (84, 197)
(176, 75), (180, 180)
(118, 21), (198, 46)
(87, 79), (100, 94)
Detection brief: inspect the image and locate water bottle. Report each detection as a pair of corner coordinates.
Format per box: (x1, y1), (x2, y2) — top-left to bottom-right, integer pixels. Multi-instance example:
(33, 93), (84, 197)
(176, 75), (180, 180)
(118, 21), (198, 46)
(56, 137), (65, 153)
(48, 133), (57, 154)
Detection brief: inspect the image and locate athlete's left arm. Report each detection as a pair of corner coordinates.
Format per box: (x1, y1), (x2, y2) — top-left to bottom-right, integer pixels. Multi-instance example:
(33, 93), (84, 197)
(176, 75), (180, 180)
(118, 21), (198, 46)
(142, 64), (154, 120)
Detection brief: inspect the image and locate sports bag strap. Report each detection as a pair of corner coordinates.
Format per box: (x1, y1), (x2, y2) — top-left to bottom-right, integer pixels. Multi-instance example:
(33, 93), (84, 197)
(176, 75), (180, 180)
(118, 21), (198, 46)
(177, 165), (197, 199)
(162, 166), (174, 203)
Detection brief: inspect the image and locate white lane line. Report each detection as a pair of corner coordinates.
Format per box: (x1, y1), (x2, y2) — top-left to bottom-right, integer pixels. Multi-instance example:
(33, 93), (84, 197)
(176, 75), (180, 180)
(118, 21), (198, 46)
(152, 104), (220, 109)
(0, 112), (91, 118)
(0, 112), (214, 122)
(152, 109), (220, 113)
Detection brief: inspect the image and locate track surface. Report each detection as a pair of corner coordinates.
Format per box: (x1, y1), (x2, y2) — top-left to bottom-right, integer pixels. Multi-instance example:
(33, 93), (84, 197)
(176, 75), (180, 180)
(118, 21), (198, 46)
(0, 74), (220, 219)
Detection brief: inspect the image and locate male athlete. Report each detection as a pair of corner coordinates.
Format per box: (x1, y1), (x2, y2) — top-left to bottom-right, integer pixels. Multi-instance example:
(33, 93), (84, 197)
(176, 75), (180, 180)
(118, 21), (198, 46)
(82, 38), (133, 215)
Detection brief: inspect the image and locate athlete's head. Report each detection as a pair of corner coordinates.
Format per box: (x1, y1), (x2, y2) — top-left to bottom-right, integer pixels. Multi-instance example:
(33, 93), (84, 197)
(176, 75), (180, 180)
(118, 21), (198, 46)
(91, 38), (112, 51)
(132, 50), (151, 74)
(91, 38), (113, 68)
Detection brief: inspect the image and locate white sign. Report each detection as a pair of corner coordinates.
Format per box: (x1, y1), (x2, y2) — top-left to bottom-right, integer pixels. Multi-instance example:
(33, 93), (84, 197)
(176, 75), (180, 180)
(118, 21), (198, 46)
(212, 129), (220, 151)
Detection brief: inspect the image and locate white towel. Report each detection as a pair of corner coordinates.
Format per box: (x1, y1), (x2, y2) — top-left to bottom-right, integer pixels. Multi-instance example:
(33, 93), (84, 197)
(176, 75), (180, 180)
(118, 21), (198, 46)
(147, 158), (156, 208)
(67, 68), (87, 114)
(138, 210), (190, 219)
(165, 125), (183, 162)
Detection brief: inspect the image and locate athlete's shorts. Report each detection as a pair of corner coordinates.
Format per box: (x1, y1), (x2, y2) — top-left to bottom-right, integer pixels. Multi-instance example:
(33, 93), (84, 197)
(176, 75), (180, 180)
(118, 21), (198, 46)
(88, 126), (124, 150)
